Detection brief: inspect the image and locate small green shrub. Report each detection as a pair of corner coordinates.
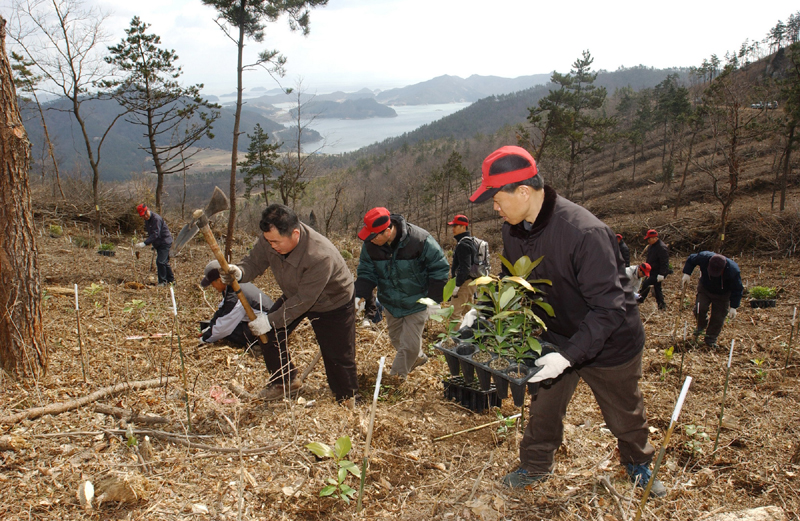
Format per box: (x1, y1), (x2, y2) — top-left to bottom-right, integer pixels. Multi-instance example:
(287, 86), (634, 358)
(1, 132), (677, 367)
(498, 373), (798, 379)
(72, 235), (95, 249)
(749, 286), (777, 300)
(49, 224), (63, 237)
(340, 249), (353, 260)
(306, 436), (360, 504)
(99, 242), (115, 251)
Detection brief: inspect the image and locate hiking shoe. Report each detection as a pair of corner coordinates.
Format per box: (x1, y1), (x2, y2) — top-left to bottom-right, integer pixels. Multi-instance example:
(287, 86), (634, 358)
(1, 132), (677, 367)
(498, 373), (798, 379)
(626, 463), (667, 497)
(501, 468), (550, 488)
(410, 354), (428, 373)
(657, 302), (667, 311)
(258, 379), (302, 401)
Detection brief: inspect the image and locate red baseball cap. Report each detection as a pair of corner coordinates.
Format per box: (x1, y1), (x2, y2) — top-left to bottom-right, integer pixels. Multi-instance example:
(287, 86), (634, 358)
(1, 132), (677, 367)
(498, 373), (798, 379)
(470, 146), (538, 203)
(448, 214), (469, 226)
(639, 263), (652, 277)
(358, 207), (391, 241)
(137, 204), (148, 217)
(616, 234), (623, 241)
(643, 229), (658, 239)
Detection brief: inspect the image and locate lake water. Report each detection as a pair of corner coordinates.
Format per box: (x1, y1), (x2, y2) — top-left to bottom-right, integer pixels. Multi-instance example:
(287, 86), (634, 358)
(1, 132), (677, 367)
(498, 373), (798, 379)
(302, 102), (471, 155)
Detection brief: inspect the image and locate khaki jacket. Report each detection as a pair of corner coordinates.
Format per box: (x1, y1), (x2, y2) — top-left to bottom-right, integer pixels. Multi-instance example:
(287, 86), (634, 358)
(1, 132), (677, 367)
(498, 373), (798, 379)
(238, 223), (354, 329)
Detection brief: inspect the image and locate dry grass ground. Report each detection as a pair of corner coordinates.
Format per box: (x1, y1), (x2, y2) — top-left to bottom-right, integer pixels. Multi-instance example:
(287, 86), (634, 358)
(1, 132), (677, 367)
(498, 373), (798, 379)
(1, 201), (799, 520)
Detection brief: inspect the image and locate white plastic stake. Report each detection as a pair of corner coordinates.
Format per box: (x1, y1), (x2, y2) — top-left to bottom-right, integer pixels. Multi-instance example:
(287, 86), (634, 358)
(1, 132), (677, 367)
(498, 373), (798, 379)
(727, 339), (735, 368)
(358, 357), (386, 512)
(671, 375), (692, 426)
(170, 286), (177, 316)
(74, 284), (79, 310)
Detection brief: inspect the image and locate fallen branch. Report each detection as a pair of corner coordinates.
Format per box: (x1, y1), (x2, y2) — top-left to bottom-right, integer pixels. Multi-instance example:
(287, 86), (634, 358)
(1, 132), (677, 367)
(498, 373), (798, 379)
(0, 435), (30, 452)
(104, 428), (278, 455)
(94, 404), (170, 426)
(0, 377), (174, 425)
(600, 474), (628, 521)
(227, 379), (256, 401)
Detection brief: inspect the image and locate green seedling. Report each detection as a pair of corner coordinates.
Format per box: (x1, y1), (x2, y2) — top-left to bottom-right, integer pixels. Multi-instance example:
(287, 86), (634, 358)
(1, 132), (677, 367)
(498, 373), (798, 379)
(683, 423), (709, 457)
(495, 409), (518, 437)
(123, 299), (146, 313)
(466, 255), (552, 361)
(750, 358), (767, 381)
(125, 425), (138, 447)
(306, 436), (361, 504)
(49, 224), (63, 237)
(72, 235), (94, 249)
(84, 283), (103, 297)
(99, 242), (115, 251)
(748, 286), (777, 300)
(660, 346), (675, 380)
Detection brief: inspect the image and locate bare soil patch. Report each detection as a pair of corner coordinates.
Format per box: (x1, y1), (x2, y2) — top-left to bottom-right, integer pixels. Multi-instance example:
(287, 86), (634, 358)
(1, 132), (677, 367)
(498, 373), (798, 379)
(1, 224), (799, 520)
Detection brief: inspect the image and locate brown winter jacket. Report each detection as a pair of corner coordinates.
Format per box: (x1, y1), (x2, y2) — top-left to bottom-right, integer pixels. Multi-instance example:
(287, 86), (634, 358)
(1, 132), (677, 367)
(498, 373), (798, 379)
(238, 223), (354, 330)
(501, 186), (645, 367)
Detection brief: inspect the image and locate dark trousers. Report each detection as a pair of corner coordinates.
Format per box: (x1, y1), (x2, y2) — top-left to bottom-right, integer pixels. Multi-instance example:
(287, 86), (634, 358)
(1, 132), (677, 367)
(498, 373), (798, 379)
(639, 275), (665, 308)
(519, 350), (655, 474)
(694, 283), (730, 346)
(155, 244), (175, 284)
(224, 322), (258, 349)
(261, 298), (358, 401)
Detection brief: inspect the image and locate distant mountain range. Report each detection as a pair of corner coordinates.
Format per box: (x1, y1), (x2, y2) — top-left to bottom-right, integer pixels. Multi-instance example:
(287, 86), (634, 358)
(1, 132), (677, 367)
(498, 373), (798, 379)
(18, 68), (686, 180)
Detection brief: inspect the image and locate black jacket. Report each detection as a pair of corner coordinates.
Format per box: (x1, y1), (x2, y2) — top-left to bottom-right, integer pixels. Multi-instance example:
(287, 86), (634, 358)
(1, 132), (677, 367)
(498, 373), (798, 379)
(618, 240), (631, 267)
(501, 186), (645, 368)
(645, 239), (670, 277)
(683, 252), (743, 308)
(451, 231), (475, 287)
(143, 212), (173, 247)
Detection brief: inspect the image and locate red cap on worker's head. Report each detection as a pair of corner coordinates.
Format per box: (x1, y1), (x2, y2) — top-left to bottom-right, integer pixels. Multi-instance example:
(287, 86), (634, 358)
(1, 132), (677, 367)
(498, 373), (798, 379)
(448, 214), (469, 226)
(639, 263), (652, 277)
(643, 229), (658, 240)
(469, 146), (538, 203)
(137, 204), (148, 217)
(358, 207), (391, 241)
(616, 234), (623, 241)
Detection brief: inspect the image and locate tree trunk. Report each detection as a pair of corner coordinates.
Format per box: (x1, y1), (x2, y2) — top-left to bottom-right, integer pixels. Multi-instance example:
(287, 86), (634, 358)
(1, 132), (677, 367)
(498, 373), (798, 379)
(781, 124), (794, 211)
(0, 17), (47, 378)
(225, 16), (246, 262)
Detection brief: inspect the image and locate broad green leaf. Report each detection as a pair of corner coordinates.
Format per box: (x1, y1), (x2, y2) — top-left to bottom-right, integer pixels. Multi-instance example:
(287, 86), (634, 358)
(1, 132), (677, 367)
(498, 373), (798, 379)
(506, 276), (535, 292)
(498, 254), (515, 274)
(528, 255), (544, 271)
(340, 484), (356, 496)
(340, 460), (361, 478)
(338, 467), (347, 485)
(471, 275), (495, 286)
(513, 256), (533, 277)
(443, 278), (457, 301)
(527, 278), (552, 286)
(334, 436), (352, 459)
(534, 300), (555, 317)
(527, 337), (542, 355)
(305, 442), (334, 459)
(498, 286), (516, 309)
(320, 485), (337, 497)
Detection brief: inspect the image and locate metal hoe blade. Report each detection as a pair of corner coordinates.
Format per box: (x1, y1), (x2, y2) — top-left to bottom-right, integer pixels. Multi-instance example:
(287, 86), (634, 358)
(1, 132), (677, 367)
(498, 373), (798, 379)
(172, 186), (230, 252)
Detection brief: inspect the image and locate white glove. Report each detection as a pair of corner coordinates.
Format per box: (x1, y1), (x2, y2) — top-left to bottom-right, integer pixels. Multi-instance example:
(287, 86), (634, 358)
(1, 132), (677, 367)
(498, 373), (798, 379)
(220, 264), (242, 285)
(452, 286), (460, 298)
(728, 308), (737, 320)
(528, 352), (571, 383)
(135, 242), (146, 248)
(633, 292), (641, 300)
(360, 319), (371, 328)
(459, 309), (478, 329)
(657, 274), (665, 282)
(355, 297), (365, 314)
(681, 273), (691, 288)
(248, 314), (272, 336)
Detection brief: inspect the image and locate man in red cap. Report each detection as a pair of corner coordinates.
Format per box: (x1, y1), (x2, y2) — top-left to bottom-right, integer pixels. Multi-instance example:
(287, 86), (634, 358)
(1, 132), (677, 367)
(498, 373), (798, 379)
(447, 214), (488, 317)
(354, 207), (450, 381)
(637, 229), (670, 310)
(625, 263), (651, 297)
(135, 203), (175, 285)
(681, 251), (742, 347)
(470, 146), (665, 497)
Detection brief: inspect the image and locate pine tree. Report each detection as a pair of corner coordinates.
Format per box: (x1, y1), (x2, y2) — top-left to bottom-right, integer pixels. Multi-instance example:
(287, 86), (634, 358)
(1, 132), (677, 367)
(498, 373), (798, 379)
(240, 123), (281, 204)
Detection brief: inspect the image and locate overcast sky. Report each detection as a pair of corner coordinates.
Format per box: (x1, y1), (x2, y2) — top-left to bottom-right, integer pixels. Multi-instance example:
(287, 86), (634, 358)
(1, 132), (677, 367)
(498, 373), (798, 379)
(8, 0), (799, 97)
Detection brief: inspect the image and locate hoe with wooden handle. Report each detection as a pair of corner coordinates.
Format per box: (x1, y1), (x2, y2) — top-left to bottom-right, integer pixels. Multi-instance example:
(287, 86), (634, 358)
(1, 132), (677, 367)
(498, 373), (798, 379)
(174, 187), (321, 389)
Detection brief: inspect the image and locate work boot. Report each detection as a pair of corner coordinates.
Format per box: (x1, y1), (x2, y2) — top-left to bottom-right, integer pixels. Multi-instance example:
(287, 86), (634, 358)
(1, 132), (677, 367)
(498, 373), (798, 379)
(409, 354), (428, 373)
(258, 379), (302, 401)
(704, 336), (718, 349)
(625, 463), (667, 497)
(501, 468), (550, 488)
(657, 302), (667, 311)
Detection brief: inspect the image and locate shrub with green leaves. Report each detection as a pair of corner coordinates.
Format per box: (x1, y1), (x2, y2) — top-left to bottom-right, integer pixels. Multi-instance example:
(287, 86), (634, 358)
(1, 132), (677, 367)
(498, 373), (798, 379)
(72, 235), (95, 249)
(49, 224), (63, 237)
(305, 436), (361, 504)
(467, 255), (553, 362)
(99, 242), (115, 251)
(749, 286), (777, 300)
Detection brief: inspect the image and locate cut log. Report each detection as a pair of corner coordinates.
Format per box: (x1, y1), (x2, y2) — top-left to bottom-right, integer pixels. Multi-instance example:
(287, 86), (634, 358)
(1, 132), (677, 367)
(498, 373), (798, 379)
(0, 434), (29, 451)
(0, 377), (174, 424)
